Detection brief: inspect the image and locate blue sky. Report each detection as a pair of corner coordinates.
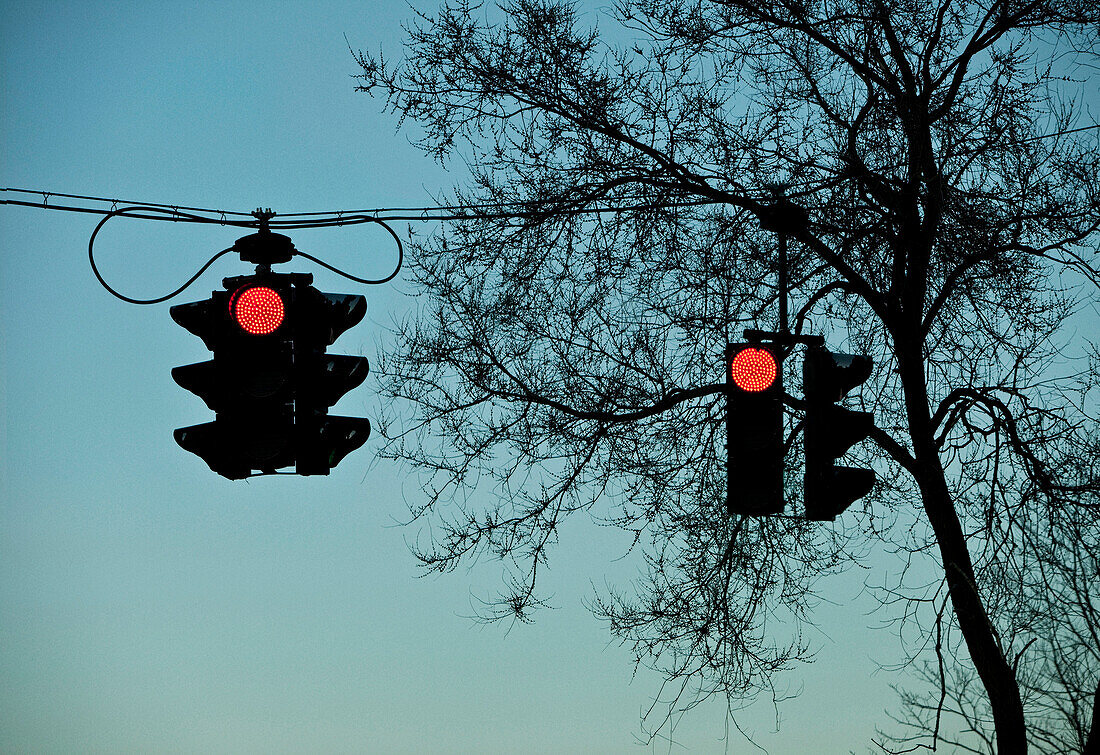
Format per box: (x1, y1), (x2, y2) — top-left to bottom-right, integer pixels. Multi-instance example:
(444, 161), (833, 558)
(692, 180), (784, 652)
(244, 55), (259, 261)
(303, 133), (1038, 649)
(2, 2), (907, 752)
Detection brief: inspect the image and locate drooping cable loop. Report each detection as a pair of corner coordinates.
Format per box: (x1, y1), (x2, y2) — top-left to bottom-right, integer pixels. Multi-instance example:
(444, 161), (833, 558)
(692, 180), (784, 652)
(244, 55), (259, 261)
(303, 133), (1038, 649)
(291, 215), (404, 285)
(88, 205), (243, 305)
(86, 204), (404, 304)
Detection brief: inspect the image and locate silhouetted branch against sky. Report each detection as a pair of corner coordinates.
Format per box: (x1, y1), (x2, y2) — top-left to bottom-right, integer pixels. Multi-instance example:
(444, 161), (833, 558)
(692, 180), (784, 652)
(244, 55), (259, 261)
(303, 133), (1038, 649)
(355, 0), (1099, 749)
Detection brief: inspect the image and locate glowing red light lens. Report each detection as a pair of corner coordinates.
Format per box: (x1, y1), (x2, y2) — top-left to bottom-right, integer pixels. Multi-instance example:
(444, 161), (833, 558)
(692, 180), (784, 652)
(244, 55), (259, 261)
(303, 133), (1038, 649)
(232, 286), (284, 335)
(731, 347), (777, 392)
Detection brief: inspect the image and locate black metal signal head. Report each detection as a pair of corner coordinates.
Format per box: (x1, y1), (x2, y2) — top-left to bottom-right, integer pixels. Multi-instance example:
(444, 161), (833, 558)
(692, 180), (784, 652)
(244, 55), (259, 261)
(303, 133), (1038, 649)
(802, 347), (876, 521)
(726, 343), (785, 516)
(171, 268), (373, 480)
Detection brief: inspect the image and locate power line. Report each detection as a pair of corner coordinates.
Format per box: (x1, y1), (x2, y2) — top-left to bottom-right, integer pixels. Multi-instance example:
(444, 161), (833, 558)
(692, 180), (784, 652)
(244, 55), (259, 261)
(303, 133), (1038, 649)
(3, 122), (1097, 224)
(1, 188), (256, 218)
(5, 118), (1096, 306)
(0, 186), (718, 224)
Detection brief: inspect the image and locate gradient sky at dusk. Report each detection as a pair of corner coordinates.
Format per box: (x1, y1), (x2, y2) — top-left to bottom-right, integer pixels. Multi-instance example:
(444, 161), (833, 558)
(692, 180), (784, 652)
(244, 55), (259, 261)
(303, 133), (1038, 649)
(3, 2), (913, 752)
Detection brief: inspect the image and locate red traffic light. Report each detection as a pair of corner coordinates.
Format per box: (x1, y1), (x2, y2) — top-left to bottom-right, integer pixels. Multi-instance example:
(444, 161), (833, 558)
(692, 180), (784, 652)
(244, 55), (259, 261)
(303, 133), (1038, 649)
(230, 285), (285, 335)
(173, 268), (372, 480)
(730, 347), (778, 392)
(726, 343), (784, 515)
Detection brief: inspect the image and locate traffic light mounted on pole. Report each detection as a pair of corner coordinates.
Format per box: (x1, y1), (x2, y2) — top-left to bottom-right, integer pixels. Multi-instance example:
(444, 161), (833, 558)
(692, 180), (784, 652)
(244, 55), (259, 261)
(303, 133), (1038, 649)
(726, 343), (785, 516)
(171, 228), (371, 479)
(802, 348), (875, 520)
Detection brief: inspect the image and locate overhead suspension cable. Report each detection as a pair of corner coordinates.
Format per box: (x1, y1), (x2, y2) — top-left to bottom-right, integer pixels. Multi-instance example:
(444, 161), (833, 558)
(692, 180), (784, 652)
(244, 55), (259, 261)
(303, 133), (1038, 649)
(6, 121), (1099, 224)
(4, 121), (1097, 303)
(1, 186), (720, 224)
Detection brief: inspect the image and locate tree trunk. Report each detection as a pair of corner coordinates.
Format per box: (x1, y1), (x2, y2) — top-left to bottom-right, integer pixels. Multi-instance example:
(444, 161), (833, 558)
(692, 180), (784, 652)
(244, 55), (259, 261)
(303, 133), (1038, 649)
(896, 337), (1028, 753)
(1084, 678), (1099, 754)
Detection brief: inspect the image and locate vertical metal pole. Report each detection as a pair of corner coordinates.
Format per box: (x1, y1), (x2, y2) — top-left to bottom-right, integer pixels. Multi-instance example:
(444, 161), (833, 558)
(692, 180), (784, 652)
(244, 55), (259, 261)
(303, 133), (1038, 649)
(778, 232), (789, 336)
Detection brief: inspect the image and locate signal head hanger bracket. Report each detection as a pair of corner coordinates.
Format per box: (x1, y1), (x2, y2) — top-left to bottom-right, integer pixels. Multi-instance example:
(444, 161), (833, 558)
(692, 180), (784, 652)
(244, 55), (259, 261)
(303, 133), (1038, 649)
(744, 329), (825, 347)
(234, 208), (295, 268)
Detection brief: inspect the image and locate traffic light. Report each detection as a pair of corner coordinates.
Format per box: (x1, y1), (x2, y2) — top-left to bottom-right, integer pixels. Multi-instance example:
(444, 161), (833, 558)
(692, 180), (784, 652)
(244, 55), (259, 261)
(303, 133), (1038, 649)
(802, 348), (875, 520)
(171, 271), (371, 479)
(289, 286), (372, 475)
(726, 343), (785, 516)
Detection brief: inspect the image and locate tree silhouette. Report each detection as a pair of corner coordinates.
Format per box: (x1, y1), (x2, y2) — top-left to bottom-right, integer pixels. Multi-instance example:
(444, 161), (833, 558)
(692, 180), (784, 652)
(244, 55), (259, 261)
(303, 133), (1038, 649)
(354, 0), (1100, 750)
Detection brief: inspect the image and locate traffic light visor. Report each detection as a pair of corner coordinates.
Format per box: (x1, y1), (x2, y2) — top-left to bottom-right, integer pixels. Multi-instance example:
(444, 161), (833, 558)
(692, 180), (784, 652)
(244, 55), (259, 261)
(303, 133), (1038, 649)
(730, 347), (778, 392)
(230, 285), (285, 335)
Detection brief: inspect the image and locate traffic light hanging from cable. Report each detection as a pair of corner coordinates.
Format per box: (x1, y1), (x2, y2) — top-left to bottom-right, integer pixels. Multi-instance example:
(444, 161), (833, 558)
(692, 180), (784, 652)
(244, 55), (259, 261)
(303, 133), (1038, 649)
(802, 348), (875, 520)
(291, 286), (373, 475)
(171, 271), (371, 479)
(726, 343), (785, 516)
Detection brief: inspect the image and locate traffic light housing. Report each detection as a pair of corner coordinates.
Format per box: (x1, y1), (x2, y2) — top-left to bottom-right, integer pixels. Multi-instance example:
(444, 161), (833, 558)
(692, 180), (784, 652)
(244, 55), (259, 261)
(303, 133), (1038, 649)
(802, 348), (875, 520)
(171, 271), (371, 479)
(726, 343), (785, 516)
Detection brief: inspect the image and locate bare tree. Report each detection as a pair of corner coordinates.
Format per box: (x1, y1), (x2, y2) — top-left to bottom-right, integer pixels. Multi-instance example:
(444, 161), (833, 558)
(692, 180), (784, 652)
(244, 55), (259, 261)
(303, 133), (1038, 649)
(353, 0), (1100, 750)
(883, 506), (1100, 754)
